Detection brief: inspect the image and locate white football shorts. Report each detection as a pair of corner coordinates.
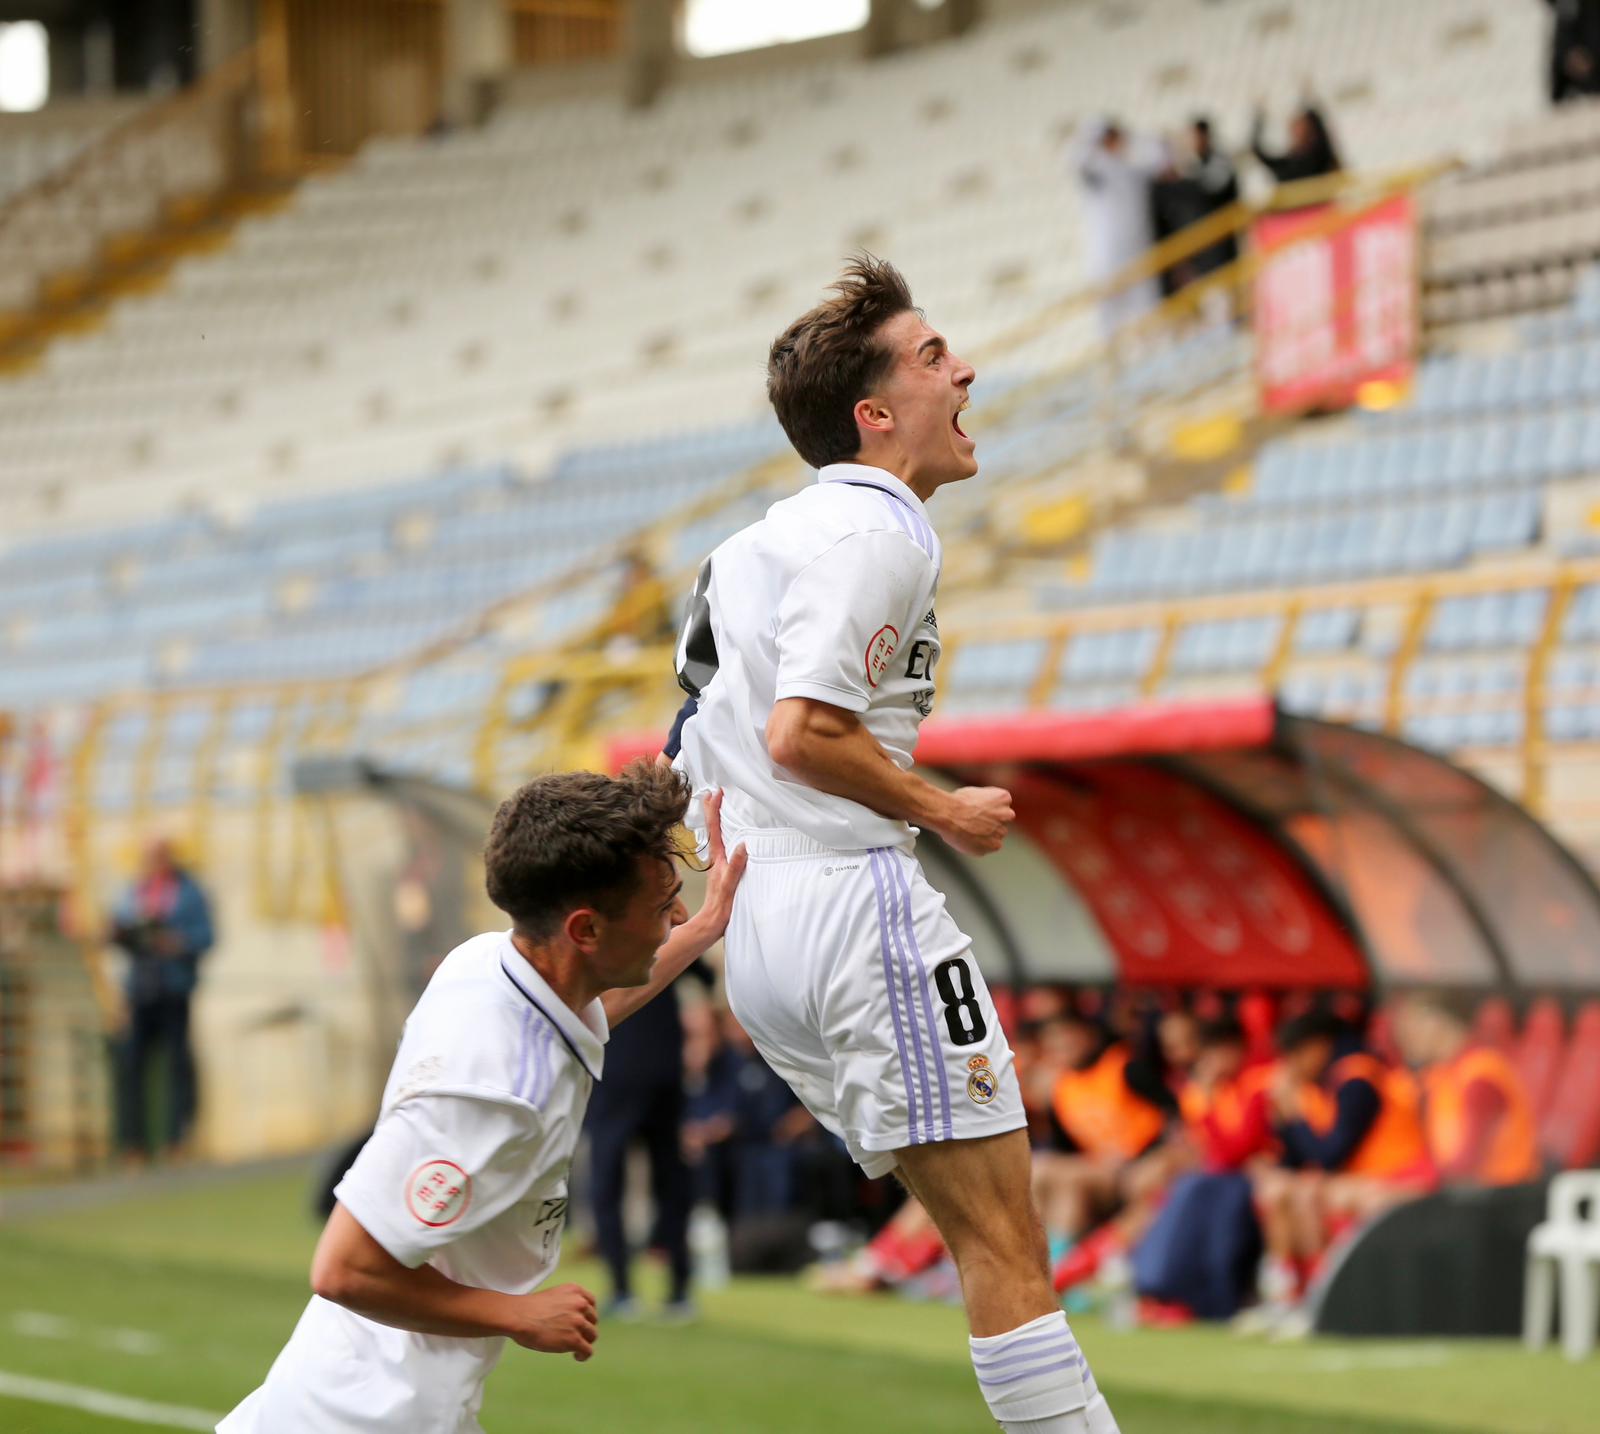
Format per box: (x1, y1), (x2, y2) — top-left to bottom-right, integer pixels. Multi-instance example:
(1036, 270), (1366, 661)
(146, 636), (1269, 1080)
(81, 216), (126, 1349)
(721, 828), (1025, 1178)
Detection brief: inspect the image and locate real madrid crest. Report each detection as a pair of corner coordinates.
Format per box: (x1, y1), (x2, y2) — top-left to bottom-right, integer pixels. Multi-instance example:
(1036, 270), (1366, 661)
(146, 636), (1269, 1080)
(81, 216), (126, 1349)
(965, 1053), (997, 1105)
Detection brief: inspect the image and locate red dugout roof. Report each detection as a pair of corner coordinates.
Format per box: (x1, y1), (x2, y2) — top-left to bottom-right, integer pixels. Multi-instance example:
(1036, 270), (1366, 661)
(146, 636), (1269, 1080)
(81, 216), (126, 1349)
(611, 700), (1600, 994)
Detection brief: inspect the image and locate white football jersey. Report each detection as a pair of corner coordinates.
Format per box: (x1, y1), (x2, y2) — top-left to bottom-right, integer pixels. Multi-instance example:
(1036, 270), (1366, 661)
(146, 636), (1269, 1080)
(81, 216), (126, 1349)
(218, 931), (606, 1434)
(675, 463), (943, 852)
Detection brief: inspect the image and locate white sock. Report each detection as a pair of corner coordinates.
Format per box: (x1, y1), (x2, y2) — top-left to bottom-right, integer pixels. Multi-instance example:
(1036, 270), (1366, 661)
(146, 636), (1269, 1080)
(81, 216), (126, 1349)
(969, 1310), (1091, 1429)
(1003, 1390), (1121, 1434)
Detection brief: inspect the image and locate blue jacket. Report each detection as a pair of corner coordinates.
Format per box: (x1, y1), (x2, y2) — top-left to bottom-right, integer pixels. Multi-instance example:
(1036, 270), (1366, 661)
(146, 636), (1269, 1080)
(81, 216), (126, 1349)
(113, 870), (215, 1001)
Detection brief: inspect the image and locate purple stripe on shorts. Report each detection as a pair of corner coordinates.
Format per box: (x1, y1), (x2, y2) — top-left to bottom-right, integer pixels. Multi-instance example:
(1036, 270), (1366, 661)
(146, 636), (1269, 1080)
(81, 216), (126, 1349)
(867, 847), (920, 1145)
(876, 848), (936, 1144)
(888, 851), (954, 1141)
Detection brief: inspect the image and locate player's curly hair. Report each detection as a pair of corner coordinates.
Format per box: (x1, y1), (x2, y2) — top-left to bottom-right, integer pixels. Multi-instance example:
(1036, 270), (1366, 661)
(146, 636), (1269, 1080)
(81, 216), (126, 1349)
(767, 253), (918, 470)
(484, 760), (691, 940)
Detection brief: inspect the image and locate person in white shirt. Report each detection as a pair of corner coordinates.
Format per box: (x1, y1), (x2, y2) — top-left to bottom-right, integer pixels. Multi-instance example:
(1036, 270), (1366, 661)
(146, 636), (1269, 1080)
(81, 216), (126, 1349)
(1069, 117), (1170, 340)
(217, 766), (746, 1433)
(671, 256), (1119, 1434)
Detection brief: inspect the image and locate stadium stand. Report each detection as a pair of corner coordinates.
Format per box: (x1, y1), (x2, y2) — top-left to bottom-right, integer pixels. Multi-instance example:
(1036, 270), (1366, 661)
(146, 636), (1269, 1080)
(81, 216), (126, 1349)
(0, 96), (144, 206)
(8, 0), (1600, 1172)
(0, 0), (1548, 536)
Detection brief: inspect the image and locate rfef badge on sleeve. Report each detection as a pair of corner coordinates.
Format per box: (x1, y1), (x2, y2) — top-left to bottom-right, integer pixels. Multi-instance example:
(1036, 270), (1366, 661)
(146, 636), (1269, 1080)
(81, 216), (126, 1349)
(406, 1159), (472, 1227)
(865, 624), (900, 689)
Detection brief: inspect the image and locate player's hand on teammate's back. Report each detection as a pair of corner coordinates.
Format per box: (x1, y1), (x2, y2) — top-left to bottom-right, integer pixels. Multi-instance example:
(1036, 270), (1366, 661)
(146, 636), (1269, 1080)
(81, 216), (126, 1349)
(511, 1283), (599, 1361)
(936, 785), (1015, 856)
(691, 789), (748, 940)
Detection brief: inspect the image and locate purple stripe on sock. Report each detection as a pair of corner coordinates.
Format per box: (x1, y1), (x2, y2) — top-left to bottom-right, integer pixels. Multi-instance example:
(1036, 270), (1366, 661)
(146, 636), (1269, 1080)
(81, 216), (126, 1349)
(970, 1331), (1081, 1369)
(888, 852), (954, 1141)
(867, 847), (919, 1145)
(877, 848), (935, 1144)
(976, 1355), (1083, 1389)
(971, 1339), (1081, 1377)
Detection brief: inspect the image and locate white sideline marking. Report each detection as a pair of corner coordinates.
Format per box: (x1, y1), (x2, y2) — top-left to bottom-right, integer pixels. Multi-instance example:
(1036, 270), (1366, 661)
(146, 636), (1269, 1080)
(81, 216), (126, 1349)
(0, 1369), (220, 1430)
(1246, 1342), (1456, 1373)
(9, 1310), (167, 1356)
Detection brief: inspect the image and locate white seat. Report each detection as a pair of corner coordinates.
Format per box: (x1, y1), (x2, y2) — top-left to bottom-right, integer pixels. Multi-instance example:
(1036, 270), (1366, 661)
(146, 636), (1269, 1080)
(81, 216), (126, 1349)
(1524, 1170), (1600, 1360)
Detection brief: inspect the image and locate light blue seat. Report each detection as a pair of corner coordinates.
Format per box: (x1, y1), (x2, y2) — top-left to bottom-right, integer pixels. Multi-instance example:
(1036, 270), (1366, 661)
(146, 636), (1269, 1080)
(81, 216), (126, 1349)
(948, 637), (1049, 694)
(1297, 607), (1359, 652)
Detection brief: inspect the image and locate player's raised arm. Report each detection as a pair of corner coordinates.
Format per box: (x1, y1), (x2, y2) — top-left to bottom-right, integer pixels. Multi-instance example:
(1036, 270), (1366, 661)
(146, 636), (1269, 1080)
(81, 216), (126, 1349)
(601, 789), (747, 1027)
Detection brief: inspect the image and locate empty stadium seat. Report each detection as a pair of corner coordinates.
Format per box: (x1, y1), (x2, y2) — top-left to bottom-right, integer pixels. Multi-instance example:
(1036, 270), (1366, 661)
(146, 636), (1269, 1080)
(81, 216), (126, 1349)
(1515, 998), (1569, 1125)
(1540, 1002), (1600, 1171)
(1472, 995), (1517, 1051)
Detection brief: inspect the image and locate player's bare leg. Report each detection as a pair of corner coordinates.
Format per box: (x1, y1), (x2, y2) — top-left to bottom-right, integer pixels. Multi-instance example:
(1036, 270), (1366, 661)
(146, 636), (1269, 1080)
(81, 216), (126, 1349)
(898, 1130), (1121, 1434)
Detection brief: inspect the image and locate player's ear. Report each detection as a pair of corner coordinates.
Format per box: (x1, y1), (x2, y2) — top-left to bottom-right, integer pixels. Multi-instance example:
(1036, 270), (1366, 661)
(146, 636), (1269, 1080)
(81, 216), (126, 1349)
(854, 395), (893, 437)
(564, 907), (602, 952)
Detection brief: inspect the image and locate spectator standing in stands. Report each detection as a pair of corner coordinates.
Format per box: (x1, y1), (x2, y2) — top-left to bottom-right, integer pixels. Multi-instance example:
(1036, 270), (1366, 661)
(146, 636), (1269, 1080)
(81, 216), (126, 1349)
(1148, 118), (1240, 299)
(1250, 102), (1342, 189)
(583, 958), (713, 1320)
(109, 838), (215, 1167)
(1547, 1), (1600, 104)
(1182, 118), (1242, 283)
(1391, 992), (1540, 1187)
(1070, 117), (1170, 338)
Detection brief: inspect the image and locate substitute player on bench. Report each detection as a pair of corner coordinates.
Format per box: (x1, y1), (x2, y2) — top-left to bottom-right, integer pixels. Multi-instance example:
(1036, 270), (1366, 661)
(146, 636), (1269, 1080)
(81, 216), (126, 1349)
(670, 256), (1118, 1434)
(218, 766), (745, 1432)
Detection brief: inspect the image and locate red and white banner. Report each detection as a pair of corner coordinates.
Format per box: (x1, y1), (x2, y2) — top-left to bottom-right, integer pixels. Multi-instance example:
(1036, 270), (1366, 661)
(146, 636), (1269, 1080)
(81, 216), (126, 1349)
(1254, 194), (1418, 414)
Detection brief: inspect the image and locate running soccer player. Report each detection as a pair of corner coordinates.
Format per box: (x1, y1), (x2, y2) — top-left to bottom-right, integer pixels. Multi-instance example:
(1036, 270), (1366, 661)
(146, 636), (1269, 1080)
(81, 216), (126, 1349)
(217, 766), (745, 1433)
(670, 256), (1119, 1433)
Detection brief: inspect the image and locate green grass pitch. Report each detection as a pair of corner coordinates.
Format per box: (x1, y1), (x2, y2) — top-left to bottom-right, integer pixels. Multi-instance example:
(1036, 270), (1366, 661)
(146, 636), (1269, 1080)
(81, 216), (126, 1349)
(0, 1160), (1590, 1433)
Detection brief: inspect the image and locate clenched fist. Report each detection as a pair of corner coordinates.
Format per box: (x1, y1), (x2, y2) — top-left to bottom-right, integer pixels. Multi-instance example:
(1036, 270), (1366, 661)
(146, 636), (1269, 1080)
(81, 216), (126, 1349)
(511, 1283), (599, 1361)
(934, 785), (1015, 857)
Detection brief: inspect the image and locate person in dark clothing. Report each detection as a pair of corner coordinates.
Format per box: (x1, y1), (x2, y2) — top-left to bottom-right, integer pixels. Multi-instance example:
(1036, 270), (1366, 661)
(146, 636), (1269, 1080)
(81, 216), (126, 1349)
(1148, 118), (1242, 296)
(1548, 0), (1600, 104)
(1268, 1014), (1382, 1173)
(1249, 1013), (1429, 1325)
(684, 1008), (817, 1217)
(583, 958), (714, 1319)
(1251, 103), (1342, 188)
(1184, 117), (1242, 279)
(110, 838), (215, 1165)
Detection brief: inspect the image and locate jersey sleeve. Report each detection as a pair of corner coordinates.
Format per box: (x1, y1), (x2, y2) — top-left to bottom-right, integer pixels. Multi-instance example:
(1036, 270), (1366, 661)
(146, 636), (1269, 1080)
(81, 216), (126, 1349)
(332, 1092), (547, 1269)
(774, 530), (929, 713)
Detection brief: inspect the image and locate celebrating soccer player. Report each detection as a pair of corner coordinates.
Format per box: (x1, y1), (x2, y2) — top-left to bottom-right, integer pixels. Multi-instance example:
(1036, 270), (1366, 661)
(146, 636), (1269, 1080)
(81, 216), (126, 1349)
(668, 256), (1119, 1434)
(218, 767), (746, 1431)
